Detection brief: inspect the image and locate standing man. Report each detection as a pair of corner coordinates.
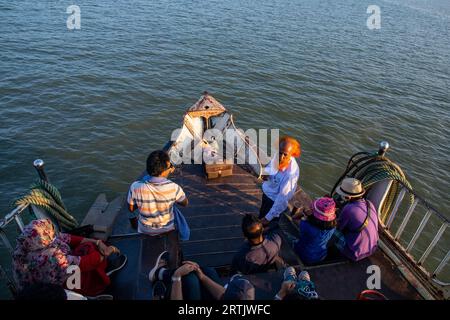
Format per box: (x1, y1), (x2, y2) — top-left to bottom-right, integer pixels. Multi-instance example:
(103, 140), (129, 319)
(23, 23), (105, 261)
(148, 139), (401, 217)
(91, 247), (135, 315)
(259, 136), (301, 227)
(127, 150), (188, 236)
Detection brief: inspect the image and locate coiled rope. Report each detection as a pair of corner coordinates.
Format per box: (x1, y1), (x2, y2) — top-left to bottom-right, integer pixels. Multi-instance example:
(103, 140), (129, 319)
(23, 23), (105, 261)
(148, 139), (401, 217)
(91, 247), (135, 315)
(13, 179), (79, 230)
(331, 152), (414, 223)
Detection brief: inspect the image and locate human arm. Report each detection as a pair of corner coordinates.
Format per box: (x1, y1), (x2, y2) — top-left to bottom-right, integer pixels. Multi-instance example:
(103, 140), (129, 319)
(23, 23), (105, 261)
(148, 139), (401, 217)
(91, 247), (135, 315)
(336, 205), (349, 232)
(127, 187), (139, 228)
(70, 235), (118, 257)
(191, 263), (226, 300)
(175, 185), (189, 207)
(264, 173), (299, 222)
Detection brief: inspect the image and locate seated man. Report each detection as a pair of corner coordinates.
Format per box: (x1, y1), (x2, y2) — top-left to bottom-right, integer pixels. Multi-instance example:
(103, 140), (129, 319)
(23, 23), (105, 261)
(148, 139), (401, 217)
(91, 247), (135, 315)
(149, 252), (255, 300)
(231, 214), (285, 274)
(334, 178), (379, 261)
(259, 136), (301, 228)
(127, 150), (188, 236)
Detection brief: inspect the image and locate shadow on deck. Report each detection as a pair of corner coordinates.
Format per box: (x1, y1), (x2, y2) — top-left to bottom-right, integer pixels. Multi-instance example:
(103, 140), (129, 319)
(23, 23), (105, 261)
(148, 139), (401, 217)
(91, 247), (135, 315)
(107, 164), (422, 300)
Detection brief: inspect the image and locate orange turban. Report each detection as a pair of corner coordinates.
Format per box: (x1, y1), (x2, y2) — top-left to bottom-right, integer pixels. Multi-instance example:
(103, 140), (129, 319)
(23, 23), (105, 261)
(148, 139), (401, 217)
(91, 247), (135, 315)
(279, 136), (301, 158)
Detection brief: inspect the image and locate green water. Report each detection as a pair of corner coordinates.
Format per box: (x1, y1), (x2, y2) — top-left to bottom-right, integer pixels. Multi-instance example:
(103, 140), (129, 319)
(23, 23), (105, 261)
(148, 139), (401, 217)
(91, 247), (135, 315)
(0, 0), (449, 298)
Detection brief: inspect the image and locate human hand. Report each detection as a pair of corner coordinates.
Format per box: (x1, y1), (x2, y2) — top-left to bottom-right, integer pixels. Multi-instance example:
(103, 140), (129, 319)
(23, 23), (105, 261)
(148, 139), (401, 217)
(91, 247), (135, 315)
(174, 263), (196, 277)
(278, 281), (296, 299)
(182, 261), (200, 269)
(182, 261), (204, 280)
(98, 243), (118, 257)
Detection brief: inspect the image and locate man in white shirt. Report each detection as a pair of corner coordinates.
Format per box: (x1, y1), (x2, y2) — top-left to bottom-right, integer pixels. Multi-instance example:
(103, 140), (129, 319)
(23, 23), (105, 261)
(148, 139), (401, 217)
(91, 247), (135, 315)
(259, 136), (301, 227)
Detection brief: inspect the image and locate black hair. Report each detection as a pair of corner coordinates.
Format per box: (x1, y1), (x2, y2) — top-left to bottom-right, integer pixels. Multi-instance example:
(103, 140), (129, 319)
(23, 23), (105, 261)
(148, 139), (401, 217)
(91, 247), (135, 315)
(242, 214), (263, 240)
(307, 214), (337, 230)
(146, 150), (171, 177)
(15, 282), (67, 300)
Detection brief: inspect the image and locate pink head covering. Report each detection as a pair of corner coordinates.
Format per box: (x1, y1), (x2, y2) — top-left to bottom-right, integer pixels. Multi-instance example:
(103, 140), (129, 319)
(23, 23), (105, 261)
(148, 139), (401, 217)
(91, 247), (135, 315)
(312, 197), (336, 222)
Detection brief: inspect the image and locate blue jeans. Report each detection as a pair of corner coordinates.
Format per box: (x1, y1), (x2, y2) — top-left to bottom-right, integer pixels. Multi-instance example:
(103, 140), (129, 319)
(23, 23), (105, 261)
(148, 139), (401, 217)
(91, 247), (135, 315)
(182, 266), (222, 300)
(333, 230), (347, 252)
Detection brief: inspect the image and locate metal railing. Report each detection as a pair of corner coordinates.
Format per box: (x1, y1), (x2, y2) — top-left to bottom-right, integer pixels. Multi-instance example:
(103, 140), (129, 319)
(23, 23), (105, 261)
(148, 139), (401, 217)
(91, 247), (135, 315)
(0, 159), (50, 255)
(0, 203), (32, 297)
(0, 204), (30, 254)
(380, 183), (449, 287)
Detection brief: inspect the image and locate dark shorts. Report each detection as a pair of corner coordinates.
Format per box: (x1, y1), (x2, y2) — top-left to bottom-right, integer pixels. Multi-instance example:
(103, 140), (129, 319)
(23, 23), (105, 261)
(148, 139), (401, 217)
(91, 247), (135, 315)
(259, 193), (280, 233)
(259, 193), (275, 219)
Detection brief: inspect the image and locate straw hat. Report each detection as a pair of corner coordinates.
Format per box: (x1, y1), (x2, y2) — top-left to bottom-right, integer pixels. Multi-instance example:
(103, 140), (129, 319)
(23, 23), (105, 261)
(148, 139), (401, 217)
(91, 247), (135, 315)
(336, 178), (365, 198)
(312, 197), (336, 222)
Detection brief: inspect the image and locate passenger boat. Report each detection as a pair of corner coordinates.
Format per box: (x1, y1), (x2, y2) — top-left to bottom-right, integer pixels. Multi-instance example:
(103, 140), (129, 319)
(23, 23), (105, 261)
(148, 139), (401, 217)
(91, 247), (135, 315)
(1, 93), (449, 300)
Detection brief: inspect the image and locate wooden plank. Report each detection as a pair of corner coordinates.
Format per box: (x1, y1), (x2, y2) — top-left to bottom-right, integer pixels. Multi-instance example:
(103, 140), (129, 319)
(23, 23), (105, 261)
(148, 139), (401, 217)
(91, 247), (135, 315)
(183, 251), (237, 268)
(187, 225), (242, 241)
(181, 238), (244, 256)
(81, 193), (109, 226)
(186, 213), (244, 228)
(180, 204), (259, 217)
(186, 195), (261, 207)
(90, 195), (124, 241)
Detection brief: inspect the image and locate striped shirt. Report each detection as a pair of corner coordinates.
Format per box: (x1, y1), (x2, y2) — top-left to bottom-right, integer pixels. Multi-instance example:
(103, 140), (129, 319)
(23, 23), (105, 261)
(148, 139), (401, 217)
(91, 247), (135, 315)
(127, 176), (186, 235)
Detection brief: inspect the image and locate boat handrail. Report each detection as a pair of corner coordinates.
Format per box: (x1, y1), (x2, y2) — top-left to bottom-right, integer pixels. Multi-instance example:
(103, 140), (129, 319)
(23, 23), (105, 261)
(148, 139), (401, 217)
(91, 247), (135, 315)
(0, 203), (30, 253)
(380, 181), (449, 287)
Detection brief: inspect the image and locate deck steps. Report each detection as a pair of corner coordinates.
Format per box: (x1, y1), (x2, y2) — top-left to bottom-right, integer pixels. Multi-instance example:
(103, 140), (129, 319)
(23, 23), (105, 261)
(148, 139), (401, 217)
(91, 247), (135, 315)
(170, 165), (262, 269)
(181, 237), (244, 256)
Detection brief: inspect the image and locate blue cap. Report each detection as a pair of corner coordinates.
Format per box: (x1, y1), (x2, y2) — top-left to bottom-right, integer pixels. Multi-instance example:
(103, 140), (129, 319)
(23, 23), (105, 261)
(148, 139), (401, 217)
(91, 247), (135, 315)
(222, 274), (255, 300)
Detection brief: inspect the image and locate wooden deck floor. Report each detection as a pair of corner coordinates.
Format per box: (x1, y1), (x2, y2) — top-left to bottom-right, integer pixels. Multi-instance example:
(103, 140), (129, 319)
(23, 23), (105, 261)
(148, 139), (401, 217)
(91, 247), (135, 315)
(108, 164), (423, 300)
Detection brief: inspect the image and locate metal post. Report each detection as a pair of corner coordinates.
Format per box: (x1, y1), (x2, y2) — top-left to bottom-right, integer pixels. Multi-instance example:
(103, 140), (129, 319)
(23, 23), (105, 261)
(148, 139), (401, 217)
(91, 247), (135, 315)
(433, 250), (450, 277)
(418, 223), (447, 265)
(386, 187), (406, 229)
(406, 210), (432, 252)
(14, 215), (25, 233)
(395, 198), (419, 240)
(0, 230), (13, 254)
(33, 159), (48, 182)
(378, 141), (390, 156)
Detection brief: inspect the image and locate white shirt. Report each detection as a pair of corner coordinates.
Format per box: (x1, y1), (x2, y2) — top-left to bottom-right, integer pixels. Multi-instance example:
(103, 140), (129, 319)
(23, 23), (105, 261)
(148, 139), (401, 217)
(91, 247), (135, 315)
(262, 157), (299, 221)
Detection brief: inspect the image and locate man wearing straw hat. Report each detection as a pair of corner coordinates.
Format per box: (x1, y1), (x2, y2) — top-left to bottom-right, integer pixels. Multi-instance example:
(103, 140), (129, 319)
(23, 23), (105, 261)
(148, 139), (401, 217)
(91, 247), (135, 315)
(334, 178), (379, 262)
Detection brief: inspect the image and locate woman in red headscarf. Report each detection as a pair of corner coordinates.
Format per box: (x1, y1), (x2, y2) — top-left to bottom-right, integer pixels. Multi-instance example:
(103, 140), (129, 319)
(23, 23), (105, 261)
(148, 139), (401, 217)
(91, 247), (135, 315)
(12, 219), (126, 297)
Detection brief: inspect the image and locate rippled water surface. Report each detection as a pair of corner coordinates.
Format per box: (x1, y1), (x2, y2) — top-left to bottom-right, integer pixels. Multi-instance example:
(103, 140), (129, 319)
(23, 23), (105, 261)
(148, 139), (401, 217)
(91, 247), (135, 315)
(0, 0), (449, 298)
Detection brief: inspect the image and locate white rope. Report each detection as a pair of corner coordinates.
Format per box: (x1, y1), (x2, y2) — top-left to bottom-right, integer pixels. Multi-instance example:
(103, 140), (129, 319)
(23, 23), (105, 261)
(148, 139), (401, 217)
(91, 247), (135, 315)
(229, 114), (264, 180)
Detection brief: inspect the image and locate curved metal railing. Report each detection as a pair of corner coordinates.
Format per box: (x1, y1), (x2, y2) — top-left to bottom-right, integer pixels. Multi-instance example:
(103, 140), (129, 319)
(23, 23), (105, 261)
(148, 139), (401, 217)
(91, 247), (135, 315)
(380, 182), (449, 287)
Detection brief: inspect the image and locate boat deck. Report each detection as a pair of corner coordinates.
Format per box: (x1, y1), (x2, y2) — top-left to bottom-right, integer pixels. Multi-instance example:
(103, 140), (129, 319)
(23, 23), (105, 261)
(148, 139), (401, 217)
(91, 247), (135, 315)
(107, 164), (422, 300)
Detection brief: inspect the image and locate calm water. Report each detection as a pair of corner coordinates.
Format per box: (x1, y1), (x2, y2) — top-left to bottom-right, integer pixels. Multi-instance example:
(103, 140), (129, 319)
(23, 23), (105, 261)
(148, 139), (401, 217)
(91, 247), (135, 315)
(0, 0), (449, 298)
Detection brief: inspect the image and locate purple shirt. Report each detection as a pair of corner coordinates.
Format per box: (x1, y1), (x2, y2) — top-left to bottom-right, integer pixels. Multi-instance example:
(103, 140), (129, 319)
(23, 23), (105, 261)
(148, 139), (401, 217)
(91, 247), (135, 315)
(337, 199), (379, 261)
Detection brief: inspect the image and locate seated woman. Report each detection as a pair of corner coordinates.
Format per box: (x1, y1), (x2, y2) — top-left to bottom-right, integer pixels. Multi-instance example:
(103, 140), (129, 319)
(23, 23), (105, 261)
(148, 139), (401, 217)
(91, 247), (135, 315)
(12, 219), (127, 297)
(294, 197), (337, 265)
